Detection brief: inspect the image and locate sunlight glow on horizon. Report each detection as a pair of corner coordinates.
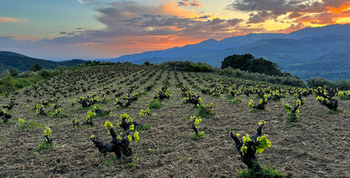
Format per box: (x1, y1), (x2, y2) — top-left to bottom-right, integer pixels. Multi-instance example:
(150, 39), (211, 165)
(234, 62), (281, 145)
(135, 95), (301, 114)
(1, 0), (350, 59)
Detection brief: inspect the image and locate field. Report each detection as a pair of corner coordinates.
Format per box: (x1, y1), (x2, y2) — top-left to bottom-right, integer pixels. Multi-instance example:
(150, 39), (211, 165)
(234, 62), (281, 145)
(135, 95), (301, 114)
(0, 64), (349, 177)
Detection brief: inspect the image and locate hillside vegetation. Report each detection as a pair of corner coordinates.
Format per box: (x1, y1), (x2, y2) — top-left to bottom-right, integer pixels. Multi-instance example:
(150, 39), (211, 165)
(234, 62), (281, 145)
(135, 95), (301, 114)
(0, 63), (349, 177)
(0, 51), (85, 73)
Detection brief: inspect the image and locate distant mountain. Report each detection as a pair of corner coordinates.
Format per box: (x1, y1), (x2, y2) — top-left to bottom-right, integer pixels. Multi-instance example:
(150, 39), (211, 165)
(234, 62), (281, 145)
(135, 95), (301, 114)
(109, 24), (350, 81)
(0, 51), (86, 72)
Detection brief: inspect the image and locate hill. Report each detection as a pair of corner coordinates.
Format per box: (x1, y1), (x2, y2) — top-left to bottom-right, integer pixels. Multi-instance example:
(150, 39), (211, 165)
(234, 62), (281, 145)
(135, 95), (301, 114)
(109, 24), (350, 81)
(0, 51), (86, 73)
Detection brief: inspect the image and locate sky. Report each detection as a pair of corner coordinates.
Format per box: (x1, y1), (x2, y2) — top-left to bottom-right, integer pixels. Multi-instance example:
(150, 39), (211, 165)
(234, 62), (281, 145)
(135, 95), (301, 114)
(1, 0), (350, 60)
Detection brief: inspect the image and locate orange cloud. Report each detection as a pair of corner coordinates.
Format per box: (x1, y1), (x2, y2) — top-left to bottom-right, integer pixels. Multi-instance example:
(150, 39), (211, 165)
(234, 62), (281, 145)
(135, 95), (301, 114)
(157, 2), (199, 18)
(69, 42), (102, 47)
(0, 17), (22, 23)
(178, 0), (202, 7)
(327, 2), (350, 14)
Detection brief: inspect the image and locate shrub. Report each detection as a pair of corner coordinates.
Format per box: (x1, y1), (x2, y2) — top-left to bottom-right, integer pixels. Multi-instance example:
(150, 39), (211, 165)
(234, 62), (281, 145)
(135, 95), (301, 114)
(139, 108), (151, 118)
(16, 119), (45, 130)
(116, 113), (143, 131)
(237, 165), (285, 178)
(283, 100), (301, 122)
(338, 91), (350, 100)
(36, 127), (55, 152)
(197, 103), (215, 118)
(230, 122), (282, 177)
(90, 121), (140, 159)
(316, 96), (338, 111)
(148, 99), (162, 109)
(230, 98), (242, 105)
(190, 115), (204, 140)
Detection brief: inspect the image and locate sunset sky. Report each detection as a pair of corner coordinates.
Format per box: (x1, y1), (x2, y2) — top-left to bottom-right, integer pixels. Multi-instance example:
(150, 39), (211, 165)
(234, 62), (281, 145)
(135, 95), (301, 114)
(1, 0), (350, 60)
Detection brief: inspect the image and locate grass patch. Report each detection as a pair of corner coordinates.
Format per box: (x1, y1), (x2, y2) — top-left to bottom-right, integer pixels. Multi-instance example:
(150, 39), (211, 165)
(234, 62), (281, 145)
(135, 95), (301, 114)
(230, 98), (242, 105)
(95, 109), (111, 118)
(135, 124), (151, 131)
(286, 113), (299, 123)
(122, 162), (137, 169)
(0, 120), (16, 126)
(326, 109), (344, 115)
(103, 156), (118, 166)
(237, 165), (285, 178)
(149, 99), (162, 109)
(47, 111), (73, 118)
(140, 92), (149, 96)
(73, 104), (106, 111)
(148, 149), (158, 153)
(36, 141), (56, 152)
(16, 120), (45, 130)
(191, 132), (205, 140)
(163, 147), (171, 154)
(226, 95), (235, 100)
(196, 103), (215, 118)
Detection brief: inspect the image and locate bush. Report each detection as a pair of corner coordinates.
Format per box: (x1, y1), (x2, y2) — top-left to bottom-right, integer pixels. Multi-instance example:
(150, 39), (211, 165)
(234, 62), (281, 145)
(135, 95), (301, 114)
(159, 61), (214, 72)
(0, 76), (16, 94)
(16, 119), (45, 130)
(39, 69), (54, 78)
(307, 78), (350, 90)
(30, 63), (43, 72)
(221, 54), (283, 76)
(148, 99), (162, 109)
(237, 165), (285, 178)
(219, 68), (306, 87)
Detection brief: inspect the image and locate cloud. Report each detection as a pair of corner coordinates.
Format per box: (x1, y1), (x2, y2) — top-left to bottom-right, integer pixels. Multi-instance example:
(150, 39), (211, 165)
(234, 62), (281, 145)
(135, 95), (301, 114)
(273, 22), (308, 33)
(197, 15), (211, 19)
(0, 1), (253, 59)
(0, 17), (23, 23)
(247, 11), (277, 24)
(69, 42), (101, 47)
(227, 0), (350, 24)
(227, 0), (326, 15)
(77, 0), (83, 4)
(178, 0), (202, 7)
(226, 18), (245, 26)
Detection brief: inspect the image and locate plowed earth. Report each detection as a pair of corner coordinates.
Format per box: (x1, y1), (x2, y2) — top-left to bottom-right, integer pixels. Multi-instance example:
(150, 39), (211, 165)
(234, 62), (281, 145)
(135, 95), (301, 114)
(0, 65), (349, 178)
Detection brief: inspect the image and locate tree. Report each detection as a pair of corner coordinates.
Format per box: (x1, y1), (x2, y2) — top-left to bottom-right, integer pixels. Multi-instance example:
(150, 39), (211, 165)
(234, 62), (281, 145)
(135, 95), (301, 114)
(1, 69), (11, 78)
(85, 61), (92, 66)
(0, 76), (16, 95)
(29, 63), (43, 72)
(55, 65), (67, 74)
(221, 54), (283, 76)
(10, 68), (19, 77)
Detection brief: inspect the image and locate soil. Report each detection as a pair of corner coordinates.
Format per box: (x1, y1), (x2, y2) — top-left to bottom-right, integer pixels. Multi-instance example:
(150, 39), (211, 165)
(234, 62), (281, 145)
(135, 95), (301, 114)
(0, 66), (349, 178)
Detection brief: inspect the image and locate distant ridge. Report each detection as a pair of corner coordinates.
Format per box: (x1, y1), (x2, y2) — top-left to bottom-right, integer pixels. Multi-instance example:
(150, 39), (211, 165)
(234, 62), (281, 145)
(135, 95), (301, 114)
(0, 51), (86, 72)
(109, 24), (350, 81)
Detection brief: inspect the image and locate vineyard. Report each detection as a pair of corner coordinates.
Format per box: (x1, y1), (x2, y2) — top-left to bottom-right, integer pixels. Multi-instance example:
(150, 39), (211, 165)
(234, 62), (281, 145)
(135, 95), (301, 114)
(0, 63), (349, 177)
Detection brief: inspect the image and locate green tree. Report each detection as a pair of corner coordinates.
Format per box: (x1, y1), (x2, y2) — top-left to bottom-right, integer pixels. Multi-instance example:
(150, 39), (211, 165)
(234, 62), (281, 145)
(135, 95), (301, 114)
(0, 76), (16, 95)
(29, 63), (43, 72)
(55, 65), (67, 74)
(1, 69), (11, 78)
(10, 68), (19, 77)
(221, 54), (283, 76)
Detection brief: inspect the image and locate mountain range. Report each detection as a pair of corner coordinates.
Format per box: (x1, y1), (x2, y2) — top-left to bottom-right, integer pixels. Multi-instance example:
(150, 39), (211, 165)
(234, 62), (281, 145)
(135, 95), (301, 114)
(110, 24), (350, 81)
(0, 51), (86, 73)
